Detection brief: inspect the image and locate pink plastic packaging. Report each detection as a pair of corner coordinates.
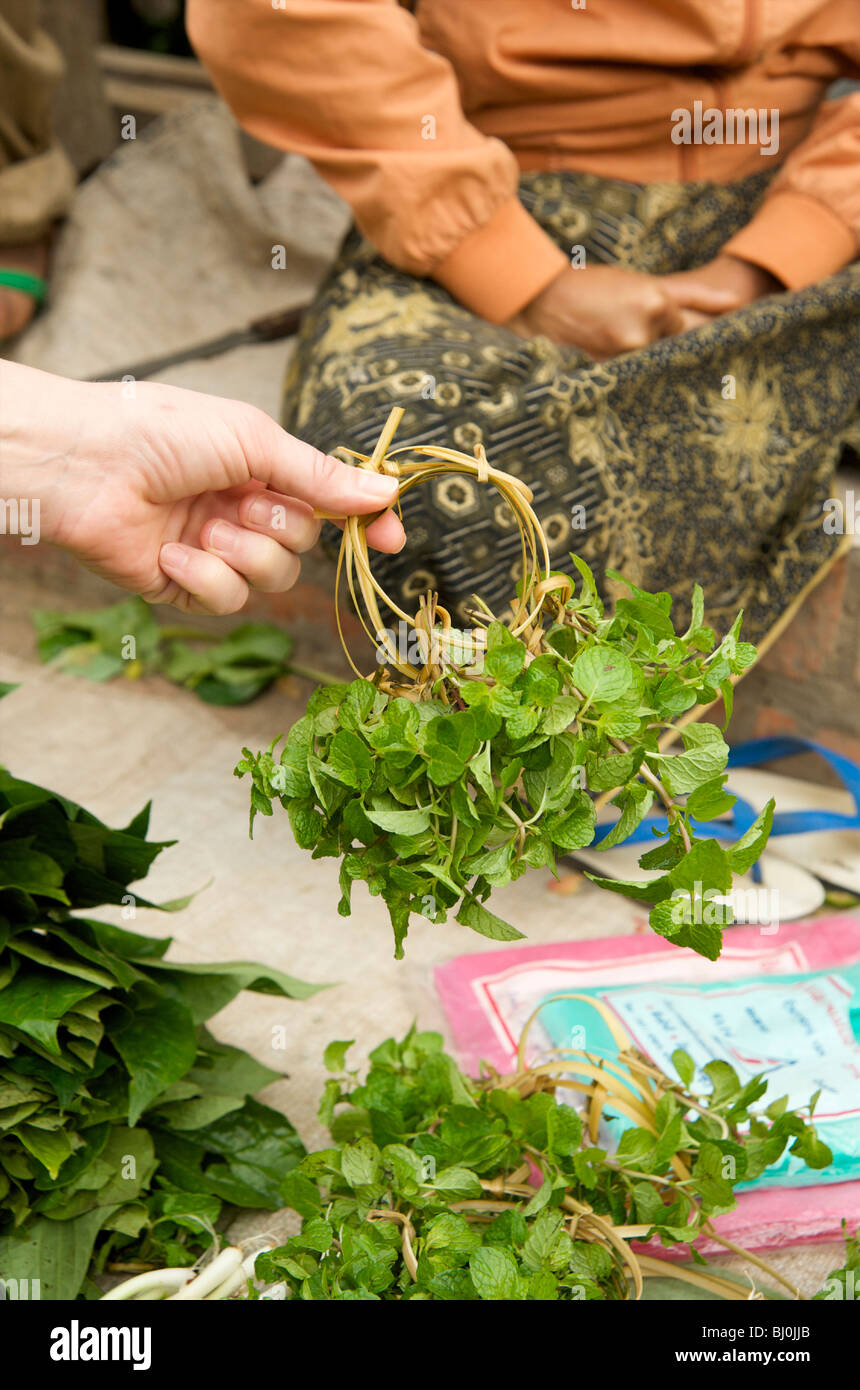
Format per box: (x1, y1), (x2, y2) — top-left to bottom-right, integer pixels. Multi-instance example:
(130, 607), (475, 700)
(435, 915), (860, 1254)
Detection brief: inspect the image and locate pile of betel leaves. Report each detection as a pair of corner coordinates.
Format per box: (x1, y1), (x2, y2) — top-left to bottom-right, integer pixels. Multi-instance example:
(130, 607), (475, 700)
(237, 560), (770, 958)
(0, 768), (319, 1298)
(254, 1028), (831, 1301)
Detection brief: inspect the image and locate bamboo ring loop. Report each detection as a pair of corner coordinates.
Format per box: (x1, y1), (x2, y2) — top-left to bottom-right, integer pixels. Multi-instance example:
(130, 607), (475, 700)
(333, 407), (556, 686)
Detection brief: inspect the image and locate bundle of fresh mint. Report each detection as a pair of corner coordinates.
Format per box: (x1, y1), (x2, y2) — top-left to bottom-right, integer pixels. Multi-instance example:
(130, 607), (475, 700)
(238, 561), (770, 959)
(0, 768), (319, 1298)
(255, 1028), (830, 1301)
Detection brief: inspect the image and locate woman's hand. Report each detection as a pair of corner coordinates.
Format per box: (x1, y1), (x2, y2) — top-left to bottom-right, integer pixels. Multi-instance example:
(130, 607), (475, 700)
(507, 261), (754, 358)
(0, 362), (404, 614)
(660, 253), (781, 330)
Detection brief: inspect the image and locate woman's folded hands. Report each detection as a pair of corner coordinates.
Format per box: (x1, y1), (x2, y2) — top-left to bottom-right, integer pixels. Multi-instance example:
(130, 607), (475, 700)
(507, 255), (780, 359)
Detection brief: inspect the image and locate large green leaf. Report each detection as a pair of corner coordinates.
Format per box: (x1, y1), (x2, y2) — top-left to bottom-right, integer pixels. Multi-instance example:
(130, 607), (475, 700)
(31, 1128), (157, 1219)
(14, 1122), (80, 1180)
(143, 959), (326, 1024)
(79, 917), (172, 961)
(0, 968), (98, 1055)
(111, 996), (199, 1125)
(7, 936), (120, 991)
(153, 1097), (305, 1208)
(0, 844), (69, 904)
(0, 1207), (117, 1300)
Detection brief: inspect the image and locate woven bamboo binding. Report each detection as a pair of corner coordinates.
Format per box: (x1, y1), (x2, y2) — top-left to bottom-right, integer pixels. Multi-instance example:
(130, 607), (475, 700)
(330, 406), (575, 690)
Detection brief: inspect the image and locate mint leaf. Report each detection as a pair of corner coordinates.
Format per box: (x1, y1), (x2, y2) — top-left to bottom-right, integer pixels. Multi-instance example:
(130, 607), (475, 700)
(326, 730), (374, 791)
(456, 895), (525, 943)
(570, 646), (635, 704)
(650, 724), (728, 796)
(469, 1246), (523, 1300)
(323, 1040), (354, 1073)
(672, 1048), (696, 1088)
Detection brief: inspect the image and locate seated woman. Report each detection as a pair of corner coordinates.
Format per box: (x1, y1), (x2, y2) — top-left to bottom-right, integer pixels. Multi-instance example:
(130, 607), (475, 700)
(189, 0), (860, 644)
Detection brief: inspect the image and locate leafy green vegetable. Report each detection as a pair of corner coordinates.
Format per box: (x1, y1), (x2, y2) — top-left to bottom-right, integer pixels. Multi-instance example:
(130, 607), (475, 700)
(32, 598), (162, 683)
(255, 1027), (830, 1301)
(0, 768), (320, 1297)
(238, 564), (767, 957)
(32, 599), (332, 706)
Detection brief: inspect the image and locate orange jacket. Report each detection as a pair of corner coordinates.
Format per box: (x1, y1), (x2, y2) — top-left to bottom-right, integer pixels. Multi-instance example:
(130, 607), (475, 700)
(187, 0), (860, 323)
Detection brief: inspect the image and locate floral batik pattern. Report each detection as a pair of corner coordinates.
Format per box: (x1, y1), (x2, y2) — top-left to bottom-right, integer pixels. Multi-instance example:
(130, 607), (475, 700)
(283, 170), (860, 642)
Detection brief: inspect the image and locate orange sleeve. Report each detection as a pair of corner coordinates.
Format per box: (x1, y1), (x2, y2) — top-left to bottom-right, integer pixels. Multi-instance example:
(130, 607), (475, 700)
(724, 89), (860, 289)
(186, 0), (567, 322)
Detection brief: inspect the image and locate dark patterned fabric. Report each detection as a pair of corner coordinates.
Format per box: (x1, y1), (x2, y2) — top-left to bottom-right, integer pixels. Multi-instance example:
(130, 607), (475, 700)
(282, 170), (860, 643)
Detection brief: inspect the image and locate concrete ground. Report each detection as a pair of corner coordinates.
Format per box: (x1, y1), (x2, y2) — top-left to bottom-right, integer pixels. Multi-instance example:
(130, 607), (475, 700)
(2, 100), (856, 1298)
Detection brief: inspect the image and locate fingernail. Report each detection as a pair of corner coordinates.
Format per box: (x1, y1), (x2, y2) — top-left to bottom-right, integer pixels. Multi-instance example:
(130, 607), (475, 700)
(160, 542), (188, 571)
(208, 520), (236, 553)
(355, 470), (398, 500)
(247, 497), (272, 527)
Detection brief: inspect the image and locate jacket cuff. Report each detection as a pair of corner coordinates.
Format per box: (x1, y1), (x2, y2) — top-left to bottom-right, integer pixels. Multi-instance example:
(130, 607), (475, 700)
(723, 190), (858, 290)
(431, 196), (568, 322)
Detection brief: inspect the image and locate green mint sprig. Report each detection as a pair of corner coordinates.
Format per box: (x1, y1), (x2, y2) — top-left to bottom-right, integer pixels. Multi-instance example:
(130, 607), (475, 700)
(237, 560), (770, 959)
(33, 597), (334, 706)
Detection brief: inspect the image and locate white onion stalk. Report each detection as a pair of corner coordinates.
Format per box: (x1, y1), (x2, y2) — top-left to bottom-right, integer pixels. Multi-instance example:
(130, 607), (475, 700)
(168, 1246), (244, 1300)
(102, 1268), (193, 1301)
(203, 1250), (261, 1300)
(102, 1238), (275, 1302)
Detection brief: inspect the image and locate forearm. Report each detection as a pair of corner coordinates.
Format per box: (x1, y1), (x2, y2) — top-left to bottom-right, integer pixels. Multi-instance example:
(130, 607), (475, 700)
(723, 93), (860, 289)
(0, 361), (126, 547)
(1, 361), (58, 529)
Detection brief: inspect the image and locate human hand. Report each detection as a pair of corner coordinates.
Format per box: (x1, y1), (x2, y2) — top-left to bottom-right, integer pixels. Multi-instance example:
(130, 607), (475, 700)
(507, 263), (742, 358)
(660, 253), (781, 330)
(1, 363), (404, 614)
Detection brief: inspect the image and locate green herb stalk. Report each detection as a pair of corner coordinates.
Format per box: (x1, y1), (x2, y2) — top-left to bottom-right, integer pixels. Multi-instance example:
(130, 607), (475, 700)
(238, 558), (769, 959)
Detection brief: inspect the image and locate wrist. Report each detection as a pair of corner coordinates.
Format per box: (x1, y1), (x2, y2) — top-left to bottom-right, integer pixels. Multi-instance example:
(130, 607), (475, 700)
(716, 253), (781, 301)
(525, 262), (576, 311)
(0, 361), (98, 547)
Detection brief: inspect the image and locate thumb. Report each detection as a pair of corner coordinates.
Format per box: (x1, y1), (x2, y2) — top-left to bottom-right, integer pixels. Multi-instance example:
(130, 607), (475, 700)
(141, 382), (401, 516)
(241, 412), (399, 517)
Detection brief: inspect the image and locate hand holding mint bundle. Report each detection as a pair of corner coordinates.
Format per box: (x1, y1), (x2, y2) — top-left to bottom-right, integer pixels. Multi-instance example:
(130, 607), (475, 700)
(237, 408), (772, 959)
